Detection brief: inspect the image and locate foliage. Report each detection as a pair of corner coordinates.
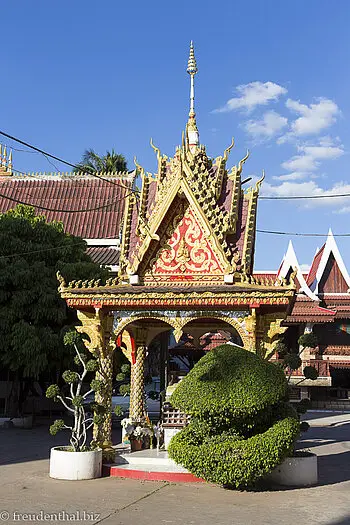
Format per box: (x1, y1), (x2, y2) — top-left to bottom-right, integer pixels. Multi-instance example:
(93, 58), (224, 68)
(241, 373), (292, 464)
(170, 345), (288, 424)
(46, 384), (60, 400)
(168, 345), (300, 488)
(114, 351), (131, 414)
(283, 353), (302, 371)
(49, 419), (65, 436)
(280, 333), (319, 385)
(168, 416), (300, 488)
(119, 384), (130, 396)
(298, 333), (318, 349)
(74, 149), (127, 173)
(90, 379), (103, 393)
(303, 365), (318, 381)
(45, 336), (101, 452)
(0, 205), (108, 388)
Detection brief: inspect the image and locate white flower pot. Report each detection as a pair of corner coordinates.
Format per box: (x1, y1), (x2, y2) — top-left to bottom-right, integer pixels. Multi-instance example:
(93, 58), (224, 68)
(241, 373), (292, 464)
(49, 447), (102, 480)
(265, 453), (318, 487)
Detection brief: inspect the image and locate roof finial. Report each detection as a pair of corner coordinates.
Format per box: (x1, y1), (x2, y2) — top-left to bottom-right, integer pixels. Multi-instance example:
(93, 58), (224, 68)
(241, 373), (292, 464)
(186, 41), (199, 151)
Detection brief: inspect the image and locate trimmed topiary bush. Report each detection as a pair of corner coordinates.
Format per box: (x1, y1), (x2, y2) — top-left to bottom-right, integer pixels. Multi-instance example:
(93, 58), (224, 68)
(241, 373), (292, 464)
(168, 344), (300, 489)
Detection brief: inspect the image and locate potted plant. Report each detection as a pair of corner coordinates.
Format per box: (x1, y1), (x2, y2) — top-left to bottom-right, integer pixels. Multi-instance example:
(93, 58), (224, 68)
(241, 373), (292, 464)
(121, 417), (154, 451)
(46, 332), (105, 480)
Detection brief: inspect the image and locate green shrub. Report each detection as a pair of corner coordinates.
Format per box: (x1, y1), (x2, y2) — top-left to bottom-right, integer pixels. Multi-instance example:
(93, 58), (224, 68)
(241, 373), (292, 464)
(168, 344), (300, 488)
(62, 370), (79, 384)
(168, 417), (300, 488)
(298, 333), (318, 349)
(170, 345), (288, 424)
(283, 353), (302, 371)
(303, 365), (318, 380)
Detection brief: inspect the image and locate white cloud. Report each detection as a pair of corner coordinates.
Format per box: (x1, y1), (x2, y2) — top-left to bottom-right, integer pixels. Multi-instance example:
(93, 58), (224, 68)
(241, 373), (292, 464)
(282, 155), (317, 172)
(285, 97), (340, 136)
(261, 180), (350, 211)
(244, 111), (288, 138)
(272, 172), (310, 181)
(301, 144), (344, 160)
(262, 180), (322, 197)
(281, 140), (344, 173)
(300, 264), (311, 272)
(214, 81), (287, 113)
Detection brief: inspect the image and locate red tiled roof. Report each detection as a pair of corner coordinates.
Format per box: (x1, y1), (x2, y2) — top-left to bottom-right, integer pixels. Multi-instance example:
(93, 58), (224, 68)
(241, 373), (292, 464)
(253, 272), (277, 280)
(284, 296), (336, 323)
(333, 306), (350, 319)
(0, 176), (130, 238)
(322, 346), (350, 356)
(86, 247), (120, 266)
(306, 245), (325, 286)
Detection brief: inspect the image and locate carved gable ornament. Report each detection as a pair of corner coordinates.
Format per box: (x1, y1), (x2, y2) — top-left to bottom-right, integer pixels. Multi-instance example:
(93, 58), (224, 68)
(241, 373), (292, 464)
(119, 141), (264, 286)
(147, 205), (224, 282)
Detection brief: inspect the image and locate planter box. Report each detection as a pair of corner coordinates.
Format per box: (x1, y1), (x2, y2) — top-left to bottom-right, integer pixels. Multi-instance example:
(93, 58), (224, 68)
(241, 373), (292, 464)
(49, 447), (102, 480)
(265, 453), (317, 487)
(0, 416), (33, 429)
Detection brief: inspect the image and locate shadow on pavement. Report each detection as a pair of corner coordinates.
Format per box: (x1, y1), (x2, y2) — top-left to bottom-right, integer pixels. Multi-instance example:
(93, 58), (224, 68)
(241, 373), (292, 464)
(0, 423), (121, 466)
(317, 451), (350, 486)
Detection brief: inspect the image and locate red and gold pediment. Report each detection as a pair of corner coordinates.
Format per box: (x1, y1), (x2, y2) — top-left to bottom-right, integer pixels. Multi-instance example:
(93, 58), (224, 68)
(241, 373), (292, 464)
(144, 206), (224, 283)
(119, 135), (264, 285)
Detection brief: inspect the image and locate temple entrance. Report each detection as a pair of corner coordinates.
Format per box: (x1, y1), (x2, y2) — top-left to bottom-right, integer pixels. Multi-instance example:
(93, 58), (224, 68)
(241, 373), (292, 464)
(58, 40), (296, 451)
(143, 317), (245, 419)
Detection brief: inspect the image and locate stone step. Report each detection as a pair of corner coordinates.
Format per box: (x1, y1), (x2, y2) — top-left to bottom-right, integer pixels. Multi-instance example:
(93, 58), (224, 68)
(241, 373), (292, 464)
(104, 448), (204, 482)
(104, 463), (203, 483)
(115, 450), (180, 467)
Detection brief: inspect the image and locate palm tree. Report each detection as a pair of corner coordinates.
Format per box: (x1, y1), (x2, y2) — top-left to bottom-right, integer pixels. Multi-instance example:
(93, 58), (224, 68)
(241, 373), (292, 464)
(74, 149), (127, 173)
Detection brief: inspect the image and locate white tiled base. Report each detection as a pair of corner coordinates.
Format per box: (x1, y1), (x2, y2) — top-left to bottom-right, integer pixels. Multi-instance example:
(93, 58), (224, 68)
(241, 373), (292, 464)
(114, 449), (188, 473)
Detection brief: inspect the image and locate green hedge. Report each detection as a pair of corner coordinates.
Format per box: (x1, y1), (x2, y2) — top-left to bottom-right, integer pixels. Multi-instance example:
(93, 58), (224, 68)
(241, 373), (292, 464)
(168, 344), (300, 488)
(168, 416), (300, 488)
(170, 345), (288, 424)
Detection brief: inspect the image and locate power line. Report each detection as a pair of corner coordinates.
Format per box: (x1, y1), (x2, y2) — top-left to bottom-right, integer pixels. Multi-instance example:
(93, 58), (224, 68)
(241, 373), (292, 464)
(0, 130), (139, 194)
(0, 235), (123, 260)
(3, 133), (350, 201)
(257, 229), (350, 237)
(0, 239), (87, 260)
(0, 188), (135, 214)
(260, 193), (350, 200)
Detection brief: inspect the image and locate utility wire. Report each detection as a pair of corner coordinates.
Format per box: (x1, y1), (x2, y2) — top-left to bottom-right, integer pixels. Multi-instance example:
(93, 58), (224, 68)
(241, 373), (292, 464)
(0, 188), (135, 214)
(0, 130), (139, 194)
(0, 236), (122, 260)
(3, 132), (350, 201)
(257, 229), (350, 237)
(260, 193), (350, 200)
(0, 239), (87, 260)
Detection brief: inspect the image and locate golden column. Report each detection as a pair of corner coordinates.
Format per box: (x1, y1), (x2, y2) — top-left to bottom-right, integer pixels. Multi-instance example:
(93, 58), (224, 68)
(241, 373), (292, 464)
(129, 327), (148, 421)
(76, 309), (115, 458)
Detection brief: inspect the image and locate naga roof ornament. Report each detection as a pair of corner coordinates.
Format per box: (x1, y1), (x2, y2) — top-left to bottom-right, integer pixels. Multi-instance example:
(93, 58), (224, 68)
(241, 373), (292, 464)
(119, 43), (265, 287)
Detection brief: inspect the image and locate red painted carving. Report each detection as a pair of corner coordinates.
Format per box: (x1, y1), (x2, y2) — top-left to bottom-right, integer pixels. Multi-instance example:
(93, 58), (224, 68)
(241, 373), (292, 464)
(151, 208), (223, 276)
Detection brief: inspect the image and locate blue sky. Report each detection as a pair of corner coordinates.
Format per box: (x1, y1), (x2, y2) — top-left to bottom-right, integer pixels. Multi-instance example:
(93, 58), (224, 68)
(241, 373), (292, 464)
(2, 0), (350, 270)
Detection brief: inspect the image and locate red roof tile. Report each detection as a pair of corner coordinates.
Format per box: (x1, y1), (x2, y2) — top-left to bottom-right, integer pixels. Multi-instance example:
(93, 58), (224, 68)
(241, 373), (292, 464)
(285, 296), (336, 323)
(0, 176), (130, 238)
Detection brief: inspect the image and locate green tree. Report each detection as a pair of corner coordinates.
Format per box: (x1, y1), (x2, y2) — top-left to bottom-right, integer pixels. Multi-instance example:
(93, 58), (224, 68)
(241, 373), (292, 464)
(0, 205), (109, 416)
(74, 148), (127, 173)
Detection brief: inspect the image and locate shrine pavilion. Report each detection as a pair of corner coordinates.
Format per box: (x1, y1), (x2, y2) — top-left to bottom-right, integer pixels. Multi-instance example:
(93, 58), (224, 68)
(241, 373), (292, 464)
(56, 43), (296, 451)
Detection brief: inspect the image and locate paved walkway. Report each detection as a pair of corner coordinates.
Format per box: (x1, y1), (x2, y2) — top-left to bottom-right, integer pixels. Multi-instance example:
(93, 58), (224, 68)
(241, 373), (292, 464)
(0, 413), (350, 525)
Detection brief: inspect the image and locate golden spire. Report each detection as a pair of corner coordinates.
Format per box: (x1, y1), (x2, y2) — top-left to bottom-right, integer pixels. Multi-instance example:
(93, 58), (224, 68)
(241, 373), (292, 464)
(186, 41), (199, 151)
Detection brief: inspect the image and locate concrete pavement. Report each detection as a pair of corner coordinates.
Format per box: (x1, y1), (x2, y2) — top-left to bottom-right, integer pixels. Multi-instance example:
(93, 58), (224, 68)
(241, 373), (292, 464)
(0, 413), (350, 525)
